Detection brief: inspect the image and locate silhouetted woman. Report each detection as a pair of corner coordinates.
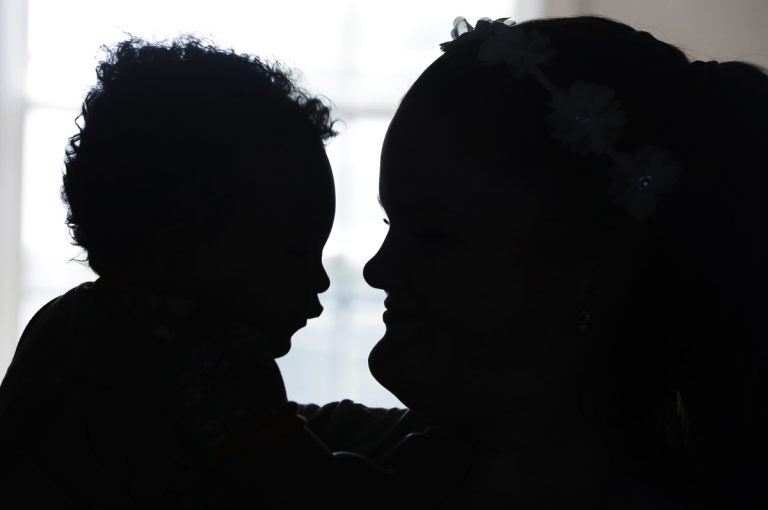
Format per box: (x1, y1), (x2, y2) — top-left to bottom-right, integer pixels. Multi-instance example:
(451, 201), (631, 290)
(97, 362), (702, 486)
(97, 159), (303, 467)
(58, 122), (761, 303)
(360, 15), (768, 509)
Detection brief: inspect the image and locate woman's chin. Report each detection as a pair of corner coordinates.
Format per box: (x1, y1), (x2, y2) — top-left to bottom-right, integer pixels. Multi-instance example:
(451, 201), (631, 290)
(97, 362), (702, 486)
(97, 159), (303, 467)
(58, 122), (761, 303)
(368, 334), (398, 387)
(270, 337), (292, 358)
(370, 323), (427, 372)
(368, 326), (446, 413)
(370, 326), (497, 422)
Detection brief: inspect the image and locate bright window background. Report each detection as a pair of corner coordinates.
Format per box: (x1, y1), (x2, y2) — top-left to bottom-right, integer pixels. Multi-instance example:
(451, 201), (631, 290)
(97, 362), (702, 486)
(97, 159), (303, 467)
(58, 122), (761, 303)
(12, 0), (530, 407)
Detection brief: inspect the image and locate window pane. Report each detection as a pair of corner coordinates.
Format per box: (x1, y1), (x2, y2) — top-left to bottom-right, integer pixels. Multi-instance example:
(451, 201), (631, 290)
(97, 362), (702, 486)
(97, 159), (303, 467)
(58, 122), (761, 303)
(19, 107), (95, 329)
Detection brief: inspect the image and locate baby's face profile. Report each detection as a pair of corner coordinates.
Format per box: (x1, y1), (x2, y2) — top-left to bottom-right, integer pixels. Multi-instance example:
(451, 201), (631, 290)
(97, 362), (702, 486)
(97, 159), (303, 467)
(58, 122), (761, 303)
(365, 101), (589, 422)
(196, 135), (335, 357)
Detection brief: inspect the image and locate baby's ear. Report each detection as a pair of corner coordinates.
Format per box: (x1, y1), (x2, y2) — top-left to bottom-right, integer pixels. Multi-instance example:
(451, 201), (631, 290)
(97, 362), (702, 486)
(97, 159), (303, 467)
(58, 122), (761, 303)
(147, 221), (214, 291)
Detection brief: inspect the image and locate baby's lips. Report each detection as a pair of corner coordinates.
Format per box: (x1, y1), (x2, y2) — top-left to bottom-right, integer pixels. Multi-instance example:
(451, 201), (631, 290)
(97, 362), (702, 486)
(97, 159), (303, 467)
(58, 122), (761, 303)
(306, 303), (324, 319)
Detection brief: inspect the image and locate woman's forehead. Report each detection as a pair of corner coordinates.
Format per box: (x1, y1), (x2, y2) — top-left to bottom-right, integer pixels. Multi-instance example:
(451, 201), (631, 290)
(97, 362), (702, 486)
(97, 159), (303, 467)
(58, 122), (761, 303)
(381, 157), (542, 229)
(385, 100), (460, 151)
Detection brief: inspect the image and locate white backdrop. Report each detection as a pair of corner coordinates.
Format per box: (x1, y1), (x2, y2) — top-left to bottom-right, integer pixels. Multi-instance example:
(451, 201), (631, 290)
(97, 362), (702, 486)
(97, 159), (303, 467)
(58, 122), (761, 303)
(0, 0), (530, 407)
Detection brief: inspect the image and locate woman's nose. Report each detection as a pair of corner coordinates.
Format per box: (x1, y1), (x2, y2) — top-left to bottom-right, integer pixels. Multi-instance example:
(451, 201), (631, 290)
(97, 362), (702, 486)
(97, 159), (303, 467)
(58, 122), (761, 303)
(364, 232), (399, 291)
(363, 251), (384, 290)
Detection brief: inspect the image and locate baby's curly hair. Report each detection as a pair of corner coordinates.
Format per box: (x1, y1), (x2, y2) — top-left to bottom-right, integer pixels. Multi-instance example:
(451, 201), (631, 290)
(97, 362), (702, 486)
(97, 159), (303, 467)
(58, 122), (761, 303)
(62, 37), (336, 276)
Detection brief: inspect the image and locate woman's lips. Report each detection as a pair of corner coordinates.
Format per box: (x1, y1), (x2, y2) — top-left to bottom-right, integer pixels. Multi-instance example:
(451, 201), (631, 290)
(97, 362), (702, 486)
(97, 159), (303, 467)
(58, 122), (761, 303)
(383, 298), (425, 324)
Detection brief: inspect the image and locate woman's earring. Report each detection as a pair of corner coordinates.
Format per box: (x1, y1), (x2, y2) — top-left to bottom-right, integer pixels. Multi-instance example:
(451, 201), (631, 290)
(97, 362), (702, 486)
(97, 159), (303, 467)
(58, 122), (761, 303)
(574, 309), (591, 334)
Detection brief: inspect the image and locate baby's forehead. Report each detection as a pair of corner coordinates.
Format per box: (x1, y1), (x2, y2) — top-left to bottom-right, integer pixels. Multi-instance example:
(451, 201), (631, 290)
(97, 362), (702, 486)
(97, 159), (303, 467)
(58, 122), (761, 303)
(229, 136), (332, 191)
(232, 129), (329, 170)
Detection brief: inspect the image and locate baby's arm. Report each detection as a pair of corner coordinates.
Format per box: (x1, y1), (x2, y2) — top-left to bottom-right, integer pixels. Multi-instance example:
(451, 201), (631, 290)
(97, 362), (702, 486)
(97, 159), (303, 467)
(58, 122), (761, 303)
(179, 330), (410, 508)
(298, 400), (430, 460)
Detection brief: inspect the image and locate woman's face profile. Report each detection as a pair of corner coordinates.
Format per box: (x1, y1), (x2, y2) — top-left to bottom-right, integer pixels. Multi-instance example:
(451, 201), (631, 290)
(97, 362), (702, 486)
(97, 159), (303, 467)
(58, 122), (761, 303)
(364, 99), (594, 422)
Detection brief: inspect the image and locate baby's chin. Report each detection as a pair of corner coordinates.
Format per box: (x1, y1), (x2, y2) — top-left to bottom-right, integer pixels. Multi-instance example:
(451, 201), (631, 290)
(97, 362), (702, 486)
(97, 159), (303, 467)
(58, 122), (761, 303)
(257, 319), (307, 358)
(269, 320), (311, 358)
(270, 336), (292, 358)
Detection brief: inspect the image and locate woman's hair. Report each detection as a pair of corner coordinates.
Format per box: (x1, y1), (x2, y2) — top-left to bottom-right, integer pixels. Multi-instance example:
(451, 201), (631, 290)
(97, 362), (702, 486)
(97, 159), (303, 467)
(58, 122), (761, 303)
(62, 37), (337, 277)
(406, 16), (768, 505)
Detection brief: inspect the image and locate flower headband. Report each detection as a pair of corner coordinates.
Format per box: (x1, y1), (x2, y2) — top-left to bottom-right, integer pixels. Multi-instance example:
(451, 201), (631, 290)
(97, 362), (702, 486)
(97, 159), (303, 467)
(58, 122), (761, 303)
(447, 17), (684, 222)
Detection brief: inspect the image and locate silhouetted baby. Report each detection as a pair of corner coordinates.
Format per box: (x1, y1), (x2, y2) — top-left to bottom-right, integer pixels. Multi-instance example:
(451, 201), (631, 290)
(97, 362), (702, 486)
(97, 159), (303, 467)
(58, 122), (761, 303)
(0, 38), (356, 508)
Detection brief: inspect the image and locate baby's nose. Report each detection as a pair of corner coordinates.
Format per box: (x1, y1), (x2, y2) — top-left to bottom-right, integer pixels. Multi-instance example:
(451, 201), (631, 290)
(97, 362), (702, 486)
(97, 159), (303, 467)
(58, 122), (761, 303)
(317, 265), (331, 293)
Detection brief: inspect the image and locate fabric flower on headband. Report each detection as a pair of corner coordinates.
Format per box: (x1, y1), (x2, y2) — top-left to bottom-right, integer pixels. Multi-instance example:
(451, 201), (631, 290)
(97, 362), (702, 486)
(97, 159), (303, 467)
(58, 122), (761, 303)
(448, 16), (684, 222)
(547, 82), (627, 156)
(608, 146), (683, 222)
(450, 16), (475, 40)
(477, 22), (554, 79)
